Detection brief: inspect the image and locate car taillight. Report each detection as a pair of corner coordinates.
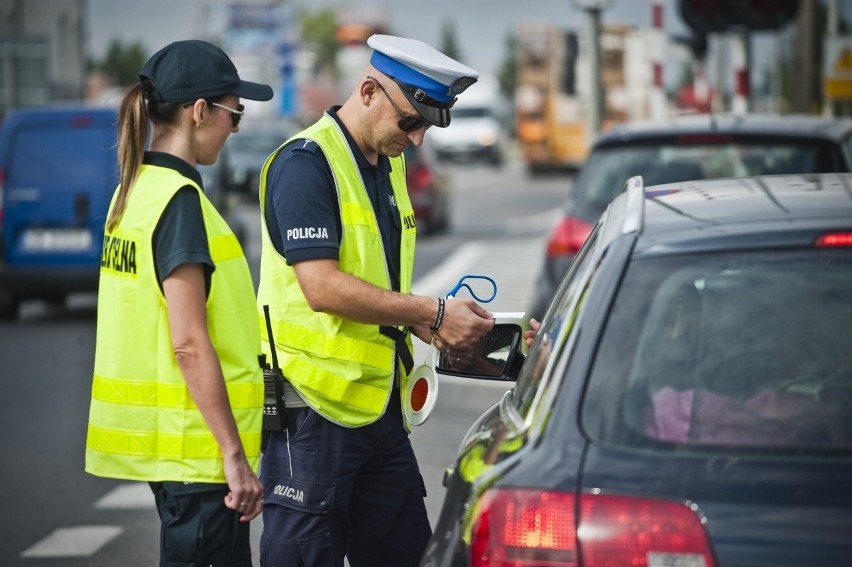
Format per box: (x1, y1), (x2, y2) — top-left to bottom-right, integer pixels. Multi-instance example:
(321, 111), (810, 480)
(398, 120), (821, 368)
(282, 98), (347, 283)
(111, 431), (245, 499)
(409, 164), (433, 189)
(471, 489), (577, 567)
(545, 216), (593, 258)
(815, 231), (852, 247)
(470, 489), (716, 567)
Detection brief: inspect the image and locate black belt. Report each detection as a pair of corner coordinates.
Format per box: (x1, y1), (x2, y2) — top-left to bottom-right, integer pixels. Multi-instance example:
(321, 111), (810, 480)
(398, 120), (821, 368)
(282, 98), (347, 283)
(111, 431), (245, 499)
(379, 326), (414, 375)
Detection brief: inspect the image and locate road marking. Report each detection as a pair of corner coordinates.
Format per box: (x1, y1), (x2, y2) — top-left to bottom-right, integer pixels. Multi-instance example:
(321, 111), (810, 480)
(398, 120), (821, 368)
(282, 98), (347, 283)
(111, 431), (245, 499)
(94, 482), (155, 509)
(21, 526), (123, 558)
(506, 209), (562, 235)
(20, 484), (151, 560)
(412, 241), (485, 298)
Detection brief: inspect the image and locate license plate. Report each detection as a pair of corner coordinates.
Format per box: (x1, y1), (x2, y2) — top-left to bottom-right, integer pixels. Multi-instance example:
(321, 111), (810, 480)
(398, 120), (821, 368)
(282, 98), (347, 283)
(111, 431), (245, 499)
(22, 228), (93, 252)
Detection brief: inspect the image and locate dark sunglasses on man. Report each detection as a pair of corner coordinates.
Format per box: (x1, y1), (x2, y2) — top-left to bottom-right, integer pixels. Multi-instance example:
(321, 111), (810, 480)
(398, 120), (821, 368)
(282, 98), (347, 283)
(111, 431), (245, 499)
(368, 76), (430, 133)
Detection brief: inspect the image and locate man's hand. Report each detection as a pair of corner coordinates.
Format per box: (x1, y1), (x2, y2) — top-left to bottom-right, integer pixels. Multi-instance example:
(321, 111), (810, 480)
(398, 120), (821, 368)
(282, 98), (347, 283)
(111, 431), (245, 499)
(430, 298), (494, 348)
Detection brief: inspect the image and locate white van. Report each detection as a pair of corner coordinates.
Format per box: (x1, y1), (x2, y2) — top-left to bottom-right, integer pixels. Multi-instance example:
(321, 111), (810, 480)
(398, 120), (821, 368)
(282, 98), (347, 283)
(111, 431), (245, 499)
(429, 75), (507, 166)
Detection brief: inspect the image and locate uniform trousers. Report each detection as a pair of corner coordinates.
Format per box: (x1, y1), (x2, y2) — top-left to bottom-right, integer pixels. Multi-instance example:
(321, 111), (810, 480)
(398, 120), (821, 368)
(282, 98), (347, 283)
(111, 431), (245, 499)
(149, 481), (251, 567)
(258, 389), (432, 566)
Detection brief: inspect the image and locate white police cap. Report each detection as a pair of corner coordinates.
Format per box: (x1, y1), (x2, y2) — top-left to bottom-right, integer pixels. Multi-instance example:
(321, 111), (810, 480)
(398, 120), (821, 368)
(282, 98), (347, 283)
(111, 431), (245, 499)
(367, 34), (479, 128)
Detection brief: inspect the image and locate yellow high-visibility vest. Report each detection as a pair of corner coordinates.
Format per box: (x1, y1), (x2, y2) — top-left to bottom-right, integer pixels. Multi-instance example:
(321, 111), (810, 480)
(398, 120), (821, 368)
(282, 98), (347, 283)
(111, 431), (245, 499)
(86, 165), (263, 482)
(257, 114), (417, 427)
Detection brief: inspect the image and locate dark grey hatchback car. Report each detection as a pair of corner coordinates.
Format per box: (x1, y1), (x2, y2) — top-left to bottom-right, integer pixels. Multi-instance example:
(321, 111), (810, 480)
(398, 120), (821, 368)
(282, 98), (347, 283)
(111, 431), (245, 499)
(420, 173), (852, 567)
(529, 114), (852, 320)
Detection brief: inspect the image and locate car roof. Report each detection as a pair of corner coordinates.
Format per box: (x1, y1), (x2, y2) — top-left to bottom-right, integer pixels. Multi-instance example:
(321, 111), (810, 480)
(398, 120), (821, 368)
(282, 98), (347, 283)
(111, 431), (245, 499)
(606, 173), (852, 256)
(596, 113), (852, 146)
(2, 104), (116, 120)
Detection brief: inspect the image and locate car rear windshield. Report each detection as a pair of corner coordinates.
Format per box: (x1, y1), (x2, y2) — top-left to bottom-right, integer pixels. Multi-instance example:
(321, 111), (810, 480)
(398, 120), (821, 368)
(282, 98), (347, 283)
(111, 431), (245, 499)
(228, 131), (284, 154)
(450, 107), (494, 120)
(575, 138), (846, 209)
(11, 125), (113, 190)
(582, 247), (852, 455)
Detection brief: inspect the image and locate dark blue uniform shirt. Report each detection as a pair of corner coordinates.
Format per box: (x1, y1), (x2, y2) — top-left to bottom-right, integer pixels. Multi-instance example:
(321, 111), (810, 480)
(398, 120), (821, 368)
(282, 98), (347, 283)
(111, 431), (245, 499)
(264, 108), (403, 291)
(145, 151), (214, 293)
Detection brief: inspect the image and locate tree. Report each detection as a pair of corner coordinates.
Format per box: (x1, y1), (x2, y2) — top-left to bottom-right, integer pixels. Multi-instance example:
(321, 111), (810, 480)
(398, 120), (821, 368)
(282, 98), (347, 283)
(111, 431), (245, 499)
(300, 8), (339, 77)
(497, 33), (517, 102)
(439, 20), (461, 62)
(91, 39), (148, 87)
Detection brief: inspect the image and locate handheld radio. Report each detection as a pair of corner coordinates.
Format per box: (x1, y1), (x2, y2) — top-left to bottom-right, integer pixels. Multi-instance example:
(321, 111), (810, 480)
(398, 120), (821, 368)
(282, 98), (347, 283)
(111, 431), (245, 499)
(261, 305), (286, 437)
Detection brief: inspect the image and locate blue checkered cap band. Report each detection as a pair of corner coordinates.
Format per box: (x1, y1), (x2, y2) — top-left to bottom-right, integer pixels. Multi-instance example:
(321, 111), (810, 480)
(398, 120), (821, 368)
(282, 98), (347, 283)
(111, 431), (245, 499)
(371, 51), (455, 103)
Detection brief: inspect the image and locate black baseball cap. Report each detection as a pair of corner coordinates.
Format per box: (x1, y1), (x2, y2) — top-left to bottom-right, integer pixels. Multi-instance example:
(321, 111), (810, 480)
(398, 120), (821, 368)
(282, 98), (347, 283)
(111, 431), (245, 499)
(140, 40), (273, 103)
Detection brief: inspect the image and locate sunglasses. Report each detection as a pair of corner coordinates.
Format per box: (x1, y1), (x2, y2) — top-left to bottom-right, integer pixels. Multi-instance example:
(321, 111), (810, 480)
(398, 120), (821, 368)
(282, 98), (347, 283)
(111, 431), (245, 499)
(368, 76), (430, 133)
(210, 101), (245, 128)
(184, 100), (245, 128)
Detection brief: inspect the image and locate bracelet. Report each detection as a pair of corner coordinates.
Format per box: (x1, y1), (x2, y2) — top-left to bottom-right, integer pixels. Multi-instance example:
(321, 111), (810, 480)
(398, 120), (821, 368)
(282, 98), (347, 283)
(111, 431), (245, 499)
(431, 297), (445, 331)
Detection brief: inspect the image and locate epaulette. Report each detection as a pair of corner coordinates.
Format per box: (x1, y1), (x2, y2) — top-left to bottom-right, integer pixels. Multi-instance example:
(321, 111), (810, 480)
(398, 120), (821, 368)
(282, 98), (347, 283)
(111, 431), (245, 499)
(291, 139), (320, 155)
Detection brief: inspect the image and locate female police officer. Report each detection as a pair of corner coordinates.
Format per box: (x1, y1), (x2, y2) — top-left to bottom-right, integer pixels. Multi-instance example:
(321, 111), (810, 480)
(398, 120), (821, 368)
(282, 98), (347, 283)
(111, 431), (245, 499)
(85, 40), (272, 566)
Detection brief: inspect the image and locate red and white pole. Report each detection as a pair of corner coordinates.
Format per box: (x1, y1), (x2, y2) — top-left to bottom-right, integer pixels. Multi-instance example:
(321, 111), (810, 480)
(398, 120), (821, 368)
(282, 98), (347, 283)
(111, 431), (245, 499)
(731, 31), (750, 114)
(649, 0), (667, 119)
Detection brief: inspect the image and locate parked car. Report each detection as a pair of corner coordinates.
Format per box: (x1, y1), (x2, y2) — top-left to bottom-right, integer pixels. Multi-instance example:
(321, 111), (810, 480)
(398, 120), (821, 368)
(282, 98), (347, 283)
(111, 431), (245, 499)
(405, 137), (451, 235)
(196, 143), (248, 254)
(428, 75), (507, 166)
(528, 113), (852, 319)
(0, 105), (119, 319)
(421, 172), (852, 567)
(224, 122), (294, 195)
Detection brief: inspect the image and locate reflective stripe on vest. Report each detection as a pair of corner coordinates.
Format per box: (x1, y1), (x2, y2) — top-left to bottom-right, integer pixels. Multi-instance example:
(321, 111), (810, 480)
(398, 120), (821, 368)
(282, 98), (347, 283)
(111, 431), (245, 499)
(86, 165), (263, 483)
(256, 114), (416, 426)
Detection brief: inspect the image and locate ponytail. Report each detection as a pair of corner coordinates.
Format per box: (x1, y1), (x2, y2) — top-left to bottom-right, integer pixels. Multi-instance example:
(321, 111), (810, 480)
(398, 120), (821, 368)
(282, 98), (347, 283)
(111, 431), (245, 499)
(108, 83), (148, 232)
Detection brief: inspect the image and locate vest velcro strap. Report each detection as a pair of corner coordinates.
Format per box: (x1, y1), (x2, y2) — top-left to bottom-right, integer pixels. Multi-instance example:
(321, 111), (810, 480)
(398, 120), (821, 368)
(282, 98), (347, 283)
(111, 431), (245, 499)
(379, 326), (414, 375)
(285, 357), (391, 413)
(209, 233), (244, 262)
(268, 317), (394, 372)
(340, 201), (379, 233)
(87, 424), (261, 459)
(91, 375), (263, 409)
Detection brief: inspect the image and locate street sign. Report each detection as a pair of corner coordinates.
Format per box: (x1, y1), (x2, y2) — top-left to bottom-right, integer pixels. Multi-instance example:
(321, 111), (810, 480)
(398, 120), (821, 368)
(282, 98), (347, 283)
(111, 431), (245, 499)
(824, 36), (852, 100)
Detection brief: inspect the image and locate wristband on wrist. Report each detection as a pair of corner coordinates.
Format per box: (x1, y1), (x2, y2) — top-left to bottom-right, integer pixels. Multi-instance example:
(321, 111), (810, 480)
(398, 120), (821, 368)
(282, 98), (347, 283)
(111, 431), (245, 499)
(431, 297), (445, 331)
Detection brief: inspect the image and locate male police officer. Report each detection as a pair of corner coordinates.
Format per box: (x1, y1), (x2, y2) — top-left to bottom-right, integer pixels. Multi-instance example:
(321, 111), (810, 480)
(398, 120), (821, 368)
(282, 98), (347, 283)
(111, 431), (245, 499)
(256, 35), (494, 566)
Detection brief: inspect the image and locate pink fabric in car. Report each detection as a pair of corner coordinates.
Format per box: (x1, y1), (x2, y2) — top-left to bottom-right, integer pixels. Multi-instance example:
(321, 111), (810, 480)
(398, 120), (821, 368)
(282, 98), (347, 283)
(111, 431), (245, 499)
(645, 387), (851, 447)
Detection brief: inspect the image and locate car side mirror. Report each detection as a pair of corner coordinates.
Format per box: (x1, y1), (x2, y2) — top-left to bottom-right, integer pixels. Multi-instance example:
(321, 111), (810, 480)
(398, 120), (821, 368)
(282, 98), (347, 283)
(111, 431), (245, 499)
(435, 323), (525, 381)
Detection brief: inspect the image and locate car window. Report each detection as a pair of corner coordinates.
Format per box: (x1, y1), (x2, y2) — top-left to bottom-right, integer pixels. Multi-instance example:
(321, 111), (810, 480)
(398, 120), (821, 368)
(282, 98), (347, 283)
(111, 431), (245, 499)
(228, 131), (283, 154)
(511, 225), (601, 421)
(574, 139), (844, 210)
(582, 248), (852, 453)
(451, 107), (492, 120)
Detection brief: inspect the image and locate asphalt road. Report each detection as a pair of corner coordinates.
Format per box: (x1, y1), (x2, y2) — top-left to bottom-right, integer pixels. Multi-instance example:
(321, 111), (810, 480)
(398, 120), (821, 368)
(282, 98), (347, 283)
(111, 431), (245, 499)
(0, 157), (570, 566)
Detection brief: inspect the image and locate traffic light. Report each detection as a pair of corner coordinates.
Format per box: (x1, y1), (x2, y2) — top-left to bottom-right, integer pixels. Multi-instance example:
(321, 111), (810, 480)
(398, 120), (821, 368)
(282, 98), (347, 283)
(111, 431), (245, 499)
(680, 0), (799, 33)
(739, 0), (800, 30)
(674, 33), (709, 60)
